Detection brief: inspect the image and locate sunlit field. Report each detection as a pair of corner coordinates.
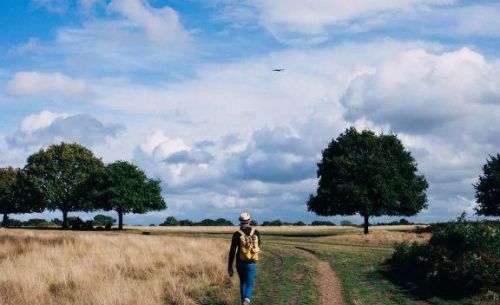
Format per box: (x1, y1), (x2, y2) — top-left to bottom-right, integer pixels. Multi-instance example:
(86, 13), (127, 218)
(0, 225), (493, 305)
(132, 224), (430, 245)
(0, 228), (234, 305)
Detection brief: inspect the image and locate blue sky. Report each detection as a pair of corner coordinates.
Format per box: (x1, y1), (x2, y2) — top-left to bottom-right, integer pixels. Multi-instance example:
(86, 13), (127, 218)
(1, 0), (500, 225)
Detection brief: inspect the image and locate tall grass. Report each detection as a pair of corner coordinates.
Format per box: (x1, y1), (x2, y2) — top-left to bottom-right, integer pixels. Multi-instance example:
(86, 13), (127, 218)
(0, 229), (234, 305)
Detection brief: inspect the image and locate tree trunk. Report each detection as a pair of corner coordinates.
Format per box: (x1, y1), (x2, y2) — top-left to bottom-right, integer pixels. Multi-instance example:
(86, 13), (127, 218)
(364, 214), (369, 234)
(118, 210), (123, 230)
(2, 213), (8, 227)
(62, 210), (68, 229)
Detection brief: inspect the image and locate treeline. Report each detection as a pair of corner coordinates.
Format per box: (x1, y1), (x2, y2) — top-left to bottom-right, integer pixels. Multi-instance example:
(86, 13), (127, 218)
(158, 216), (338, 226)
(160, 217), (234, 226)
(4, 214), (117, 230)
(0, 142), (166, 230)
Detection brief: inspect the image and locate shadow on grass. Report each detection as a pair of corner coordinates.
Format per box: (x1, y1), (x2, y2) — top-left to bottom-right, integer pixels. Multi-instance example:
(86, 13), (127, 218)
(376, 263), (478, 305)
(377, 263), (435, 302)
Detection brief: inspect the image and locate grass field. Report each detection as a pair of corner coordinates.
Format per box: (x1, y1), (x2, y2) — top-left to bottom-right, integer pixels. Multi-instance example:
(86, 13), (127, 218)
(0, 226), (492, 305)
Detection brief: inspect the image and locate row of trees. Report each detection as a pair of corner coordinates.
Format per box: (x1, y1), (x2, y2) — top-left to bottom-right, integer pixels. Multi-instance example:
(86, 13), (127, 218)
(5, 214), (117, 229)
(0, 143), (166, 229)
(159, 216), (338, 227)
(308, 128), (499, 234)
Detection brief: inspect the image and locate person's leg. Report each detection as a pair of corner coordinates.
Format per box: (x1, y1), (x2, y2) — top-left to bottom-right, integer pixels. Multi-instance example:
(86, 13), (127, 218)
(244, 262), (257, 302)
(236, 260), (247, 303)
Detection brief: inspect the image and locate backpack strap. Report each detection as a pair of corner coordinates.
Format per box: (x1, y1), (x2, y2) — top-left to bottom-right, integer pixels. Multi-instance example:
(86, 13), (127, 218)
(249, 228), (256, 236)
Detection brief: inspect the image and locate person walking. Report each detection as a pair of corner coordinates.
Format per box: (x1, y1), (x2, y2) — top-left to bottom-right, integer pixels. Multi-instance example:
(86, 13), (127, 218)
(228, 212), (261, 305)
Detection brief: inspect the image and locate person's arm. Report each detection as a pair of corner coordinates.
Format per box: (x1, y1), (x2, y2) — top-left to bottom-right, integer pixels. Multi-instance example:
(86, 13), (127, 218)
(256, 230), (262, 246)
(228, 232), (238, 270)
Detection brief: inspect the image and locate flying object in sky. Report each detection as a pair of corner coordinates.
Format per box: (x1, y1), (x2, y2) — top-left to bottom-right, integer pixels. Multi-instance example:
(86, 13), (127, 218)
(272, 68), (285, 72)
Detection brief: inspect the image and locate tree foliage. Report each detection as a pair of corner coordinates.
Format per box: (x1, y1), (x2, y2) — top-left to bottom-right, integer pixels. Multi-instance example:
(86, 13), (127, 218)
(81, 161), (166, 229)
(160, 216), (179, 226)
(25, 143), (103, 228)
(308, 127), (428, 234)
(475, 154), (500, 217)
(93, 214), (116, 226)
(0, 167), (43, 226)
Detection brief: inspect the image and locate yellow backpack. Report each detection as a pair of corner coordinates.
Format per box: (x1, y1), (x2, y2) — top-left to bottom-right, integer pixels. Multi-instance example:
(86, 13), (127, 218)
(238, 228), (260, 261)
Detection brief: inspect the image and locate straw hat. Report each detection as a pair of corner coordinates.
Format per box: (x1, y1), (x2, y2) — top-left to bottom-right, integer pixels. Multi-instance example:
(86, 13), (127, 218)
(239, 212), (251, 222)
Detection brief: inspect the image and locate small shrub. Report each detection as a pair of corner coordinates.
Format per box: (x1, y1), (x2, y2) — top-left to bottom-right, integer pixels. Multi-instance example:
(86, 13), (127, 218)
(24, 218), (50, 227)
(93, 215), (116, 227)
(389, 219), (500, 298)
(340, 220), (354, 226)
(67, 217), (85, 230)
(262, 220), (283, 226)
(311, 220), (335, 226)
(84, 220), (94, 230)
(3, 218), (23, 227)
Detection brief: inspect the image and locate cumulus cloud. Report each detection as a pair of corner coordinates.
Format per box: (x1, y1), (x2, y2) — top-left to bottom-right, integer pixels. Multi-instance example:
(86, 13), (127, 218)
(224, 127), (318, 184)
(108, 0), (188, 45)
(7, 111), (124, 148)
(218, 0), (453, 43)
(341, 47), (500, 133)
(119, 43), (500, 222)
(51, 0), (190, 70)
(7, 71), (90, 98)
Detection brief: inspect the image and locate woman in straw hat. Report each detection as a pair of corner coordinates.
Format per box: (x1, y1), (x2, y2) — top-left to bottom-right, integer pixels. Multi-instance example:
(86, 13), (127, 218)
(228, 212), (261, 305)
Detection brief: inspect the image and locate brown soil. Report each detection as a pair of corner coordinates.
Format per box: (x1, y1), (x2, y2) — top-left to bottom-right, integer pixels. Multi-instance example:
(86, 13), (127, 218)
(317, 260), (345, 305)
(297, 248), (345, 305)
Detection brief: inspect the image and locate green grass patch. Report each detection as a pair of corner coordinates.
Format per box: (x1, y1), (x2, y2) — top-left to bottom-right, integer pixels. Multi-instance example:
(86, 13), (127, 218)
(232, 245), (318, 305)
(314, 245), (480, 305)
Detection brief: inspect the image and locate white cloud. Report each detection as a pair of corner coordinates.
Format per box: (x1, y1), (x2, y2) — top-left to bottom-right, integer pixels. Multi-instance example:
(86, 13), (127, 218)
(341, 47), (500, 133)
(140, 131), (191, 161)
(108, 0), (189, 45)
(7, 111), (124, 149)
(51, 0), (191, 70)
(7, 71), (90, 98)
(19, 110), (68, 135)
(224, 0), (454, 43)
(32, 0), (69, 13)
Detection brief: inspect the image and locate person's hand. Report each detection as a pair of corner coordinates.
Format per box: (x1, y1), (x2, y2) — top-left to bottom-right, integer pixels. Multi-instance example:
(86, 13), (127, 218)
(227, 267), (234, 277)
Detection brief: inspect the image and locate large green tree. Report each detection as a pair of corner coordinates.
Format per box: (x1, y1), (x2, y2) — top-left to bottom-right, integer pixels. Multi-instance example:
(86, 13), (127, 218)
(308, 127), (428, 234)
(474, 154), (500, 216)
(25, 142), (103, 228)
(0, 167), (43, 227)
(81, 161), (166, 229)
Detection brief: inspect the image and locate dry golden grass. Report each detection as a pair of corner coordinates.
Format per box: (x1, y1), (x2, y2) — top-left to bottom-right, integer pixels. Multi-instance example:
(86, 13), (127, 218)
(132, 225), (356, 235)
(320, 226), (430, 246)
(0, 228), (234, 305)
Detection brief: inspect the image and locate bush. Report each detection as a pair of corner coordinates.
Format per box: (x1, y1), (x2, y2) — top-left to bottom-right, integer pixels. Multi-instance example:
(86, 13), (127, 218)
(4, 218), (23, 227)
(83, 220), (94, 230)
(93, 215), (116, 226)
(51, 218), (63, 226)
(178, 219), (194, 226)
(340, 220), (354, 226)
(311, 220), (335, 226)
(67, 217), (85, 230)
(24, 218), (51, 227)
(389, 218), (500, 298)
(160, 216), (179, 226)
(262, 220), (283, 226)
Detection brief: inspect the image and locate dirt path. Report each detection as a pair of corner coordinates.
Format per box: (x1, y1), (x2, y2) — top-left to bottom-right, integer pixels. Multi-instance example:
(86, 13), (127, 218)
(296, 247), (345, 305)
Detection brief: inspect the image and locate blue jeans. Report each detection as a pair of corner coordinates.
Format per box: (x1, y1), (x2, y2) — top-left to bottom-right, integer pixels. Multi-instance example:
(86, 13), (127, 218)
(236, 260), (256, 302)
